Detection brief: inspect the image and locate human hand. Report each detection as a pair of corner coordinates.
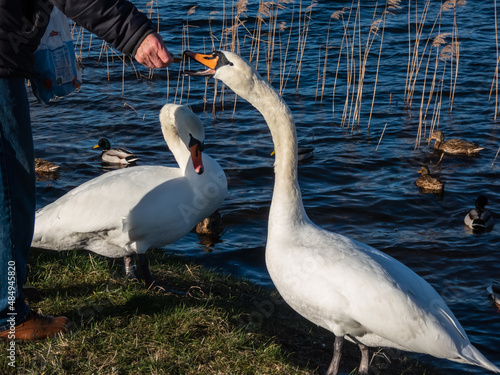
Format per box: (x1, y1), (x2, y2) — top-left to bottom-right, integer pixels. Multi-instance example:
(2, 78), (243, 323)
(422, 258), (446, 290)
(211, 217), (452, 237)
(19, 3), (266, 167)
(135, 32), (173, 69)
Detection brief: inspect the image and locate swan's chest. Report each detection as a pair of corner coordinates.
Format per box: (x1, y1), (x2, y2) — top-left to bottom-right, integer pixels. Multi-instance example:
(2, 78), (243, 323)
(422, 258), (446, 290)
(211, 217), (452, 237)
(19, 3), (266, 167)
(264, 229), (357, 331)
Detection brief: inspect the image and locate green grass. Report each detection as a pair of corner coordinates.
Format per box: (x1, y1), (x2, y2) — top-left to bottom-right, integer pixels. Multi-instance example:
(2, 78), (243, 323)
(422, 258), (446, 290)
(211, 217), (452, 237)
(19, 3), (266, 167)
(0, 249), (441, 374)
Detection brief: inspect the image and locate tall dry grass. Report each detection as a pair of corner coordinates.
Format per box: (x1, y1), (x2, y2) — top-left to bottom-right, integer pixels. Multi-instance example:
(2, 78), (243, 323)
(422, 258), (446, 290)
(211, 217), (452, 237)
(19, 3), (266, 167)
(68, 0), (490, 149)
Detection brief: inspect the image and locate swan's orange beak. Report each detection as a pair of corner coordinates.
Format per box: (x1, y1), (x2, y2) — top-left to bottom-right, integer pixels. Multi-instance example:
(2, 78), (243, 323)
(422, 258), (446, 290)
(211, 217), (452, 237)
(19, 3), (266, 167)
(184, 51), (218, 69)
(190, 144), (204, 175)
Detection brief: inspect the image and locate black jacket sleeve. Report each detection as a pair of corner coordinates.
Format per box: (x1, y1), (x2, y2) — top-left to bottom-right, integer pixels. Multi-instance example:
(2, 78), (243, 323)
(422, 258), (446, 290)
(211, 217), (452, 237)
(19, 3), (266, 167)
(50, 0), (154, 56)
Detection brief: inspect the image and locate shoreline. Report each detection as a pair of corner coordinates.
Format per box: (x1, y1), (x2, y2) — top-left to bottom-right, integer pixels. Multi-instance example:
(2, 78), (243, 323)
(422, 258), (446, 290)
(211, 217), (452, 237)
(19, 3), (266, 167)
(1, 248), (440, 374)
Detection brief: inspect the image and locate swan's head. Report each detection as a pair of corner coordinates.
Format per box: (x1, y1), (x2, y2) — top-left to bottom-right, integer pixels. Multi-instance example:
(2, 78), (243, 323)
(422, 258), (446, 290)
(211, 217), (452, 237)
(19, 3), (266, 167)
(159, 104), (205, 174)
(183, 50), (261, 100)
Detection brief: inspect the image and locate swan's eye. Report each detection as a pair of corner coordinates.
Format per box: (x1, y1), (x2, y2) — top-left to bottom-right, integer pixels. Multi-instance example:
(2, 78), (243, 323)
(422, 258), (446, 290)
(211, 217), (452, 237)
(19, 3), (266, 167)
(189, 134), (204, 152)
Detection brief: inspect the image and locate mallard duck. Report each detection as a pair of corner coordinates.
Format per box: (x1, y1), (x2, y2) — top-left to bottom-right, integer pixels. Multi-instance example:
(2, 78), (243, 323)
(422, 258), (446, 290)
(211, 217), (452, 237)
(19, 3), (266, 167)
(464, 195), (494, 232)
(429, 131), (484, 155)
(93, 138), (138, 165)
(33, 104), (227, 289)
(195, 210), (223, 236)
(34, 157), (60, 181)
(415, 164), (444, 192)
(184, 50), (500, 374)
(194, 210), (224, 251)
(35, 157), (60, 173)
(487, 281), (500, 310)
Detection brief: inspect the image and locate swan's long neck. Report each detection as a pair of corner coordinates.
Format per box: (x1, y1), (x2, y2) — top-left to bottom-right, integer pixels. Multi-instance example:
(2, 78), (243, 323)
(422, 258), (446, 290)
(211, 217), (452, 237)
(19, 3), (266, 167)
(245, 79), (308, 228)
(162, 124), (190, 173)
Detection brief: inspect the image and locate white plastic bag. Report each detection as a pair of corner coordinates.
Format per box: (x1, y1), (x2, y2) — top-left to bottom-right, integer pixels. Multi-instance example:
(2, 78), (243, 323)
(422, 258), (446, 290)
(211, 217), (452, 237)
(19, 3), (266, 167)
(32, 6), (82, 104)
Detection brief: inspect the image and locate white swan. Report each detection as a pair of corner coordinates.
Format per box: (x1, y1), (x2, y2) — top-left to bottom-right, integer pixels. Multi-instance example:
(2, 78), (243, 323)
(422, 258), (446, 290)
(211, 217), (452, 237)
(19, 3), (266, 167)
(184, 50), (500, 374)
(32, 104), (227, 288)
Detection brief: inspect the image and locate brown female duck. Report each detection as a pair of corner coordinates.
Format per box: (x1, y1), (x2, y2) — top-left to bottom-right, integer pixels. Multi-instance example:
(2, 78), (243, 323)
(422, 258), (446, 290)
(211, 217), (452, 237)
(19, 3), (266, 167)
(429, 131), (483, 155)
(416, 164), (444, 192)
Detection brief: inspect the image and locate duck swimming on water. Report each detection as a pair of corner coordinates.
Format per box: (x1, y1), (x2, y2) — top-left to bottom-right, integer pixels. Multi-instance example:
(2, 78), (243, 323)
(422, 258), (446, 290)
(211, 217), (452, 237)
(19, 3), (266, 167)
(184, 50), (500, 375)
(415, 164), (444, 192)
(488, 281), (500, 310)
(93, 137), (139, 165)
(464, 195), (494, 232)
(429, 131), (483, 156)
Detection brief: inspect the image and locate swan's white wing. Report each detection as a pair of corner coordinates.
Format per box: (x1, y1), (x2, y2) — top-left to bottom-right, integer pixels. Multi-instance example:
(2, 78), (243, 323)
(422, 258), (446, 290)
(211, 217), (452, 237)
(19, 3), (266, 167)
(32, 166), (183, 256)
(267, 224), (470, 359)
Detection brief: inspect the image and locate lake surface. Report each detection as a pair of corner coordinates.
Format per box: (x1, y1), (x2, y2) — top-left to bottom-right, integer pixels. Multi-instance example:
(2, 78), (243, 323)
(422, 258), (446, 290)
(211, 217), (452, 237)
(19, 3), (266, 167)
(30, 0), (499, 373)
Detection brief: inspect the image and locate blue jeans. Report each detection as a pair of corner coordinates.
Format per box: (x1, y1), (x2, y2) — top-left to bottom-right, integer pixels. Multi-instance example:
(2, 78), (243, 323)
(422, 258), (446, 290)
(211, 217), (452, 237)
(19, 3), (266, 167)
(0, 77), (35, 331)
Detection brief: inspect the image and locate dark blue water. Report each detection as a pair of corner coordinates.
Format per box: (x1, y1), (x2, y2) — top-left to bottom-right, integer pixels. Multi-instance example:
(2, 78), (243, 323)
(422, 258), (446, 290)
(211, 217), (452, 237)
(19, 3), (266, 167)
(31, 1), (499, 373)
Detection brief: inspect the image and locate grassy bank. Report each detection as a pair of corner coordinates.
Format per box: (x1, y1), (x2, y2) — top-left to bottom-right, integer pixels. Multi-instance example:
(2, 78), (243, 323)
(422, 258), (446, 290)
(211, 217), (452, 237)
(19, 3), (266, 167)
(1, 249), (440, 374)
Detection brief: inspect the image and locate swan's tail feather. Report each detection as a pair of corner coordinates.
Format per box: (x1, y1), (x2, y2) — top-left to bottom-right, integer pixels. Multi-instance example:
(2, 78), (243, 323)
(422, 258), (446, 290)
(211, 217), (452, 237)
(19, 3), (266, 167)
(457, 344), (500, 373)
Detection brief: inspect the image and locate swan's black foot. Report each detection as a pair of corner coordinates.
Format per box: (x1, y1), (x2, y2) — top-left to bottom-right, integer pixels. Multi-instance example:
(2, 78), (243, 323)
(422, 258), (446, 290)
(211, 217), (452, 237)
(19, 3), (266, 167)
(138, 254), (185, 295)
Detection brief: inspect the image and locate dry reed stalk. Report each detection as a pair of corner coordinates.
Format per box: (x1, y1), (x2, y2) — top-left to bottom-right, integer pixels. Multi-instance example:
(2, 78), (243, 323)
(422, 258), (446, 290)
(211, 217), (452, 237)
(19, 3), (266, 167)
(422, 35), (449, 140)
(440, 0), (466, 111)
(122, 53), (125, 96)
(404, 0), (411, 106)
(295, 0), (317, 91)
(319, 13), (335, 102)
(492, 145), (500, 168)
(369, 1), (397, 129)
(405, 0), (433, 109)
(232, 0), (248, 54)
(292, 0), (303, 83)
(490, 0), (499, 120)
(353, 4), (381, 128)
(342, 2), (359, 130)
(315, 46), (322, 102)
(375, 122), (388, 151)
(249, 1), (266, 67)
(278, 20), (293, 95)
(417, 32), (449, 148)
(280, 1), (299, 95)
(428, 64), (446, 140)
(331, 9), (347, 120)
(266, 2), (280, 81)
(340, 5), (355, 128)
(183, 5), (199, 105)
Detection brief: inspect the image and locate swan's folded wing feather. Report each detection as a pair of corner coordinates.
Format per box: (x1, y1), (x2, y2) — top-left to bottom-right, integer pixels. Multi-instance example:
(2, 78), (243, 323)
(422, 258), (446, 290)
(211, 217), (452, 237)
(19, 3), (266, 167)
(33, 166), (182, 245)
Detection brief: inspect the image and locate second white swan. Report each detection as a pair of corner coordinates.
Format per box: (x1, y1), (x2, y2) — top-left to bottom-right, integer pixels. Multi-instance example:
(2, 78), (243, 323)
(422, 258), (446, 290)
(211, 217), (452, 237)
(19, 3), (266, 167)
(32, 104), (227, 288)
(185, 50), (500, 374)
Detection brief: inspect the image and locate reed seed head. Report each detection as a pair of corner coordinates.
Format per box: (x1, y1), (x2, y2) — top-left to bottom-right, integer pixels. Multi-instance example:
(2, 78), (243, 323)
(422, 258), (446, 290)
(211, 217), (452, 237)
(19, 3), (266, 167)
(236, 0), (248, 17)
(187, 5), (197, 16)
(386, 0), (401, 10)
(331, 10), (345, 20)
(305, 1), (318, 12)
(441, 0), (467, 11)
(370, 19), (382, 34)
(440, 42), (458, 61)
(432, 32), (451, 47)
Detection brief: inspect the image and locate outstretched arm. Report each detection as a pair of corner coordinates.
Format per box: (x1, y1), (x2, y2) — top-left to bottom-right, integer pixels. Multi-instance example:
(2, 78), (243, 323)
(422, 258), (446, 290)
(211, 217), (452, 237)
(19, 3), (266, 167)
(134, 32), (174, 68)
(51, 0), (173, 68)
